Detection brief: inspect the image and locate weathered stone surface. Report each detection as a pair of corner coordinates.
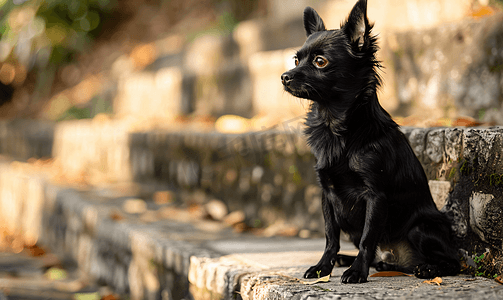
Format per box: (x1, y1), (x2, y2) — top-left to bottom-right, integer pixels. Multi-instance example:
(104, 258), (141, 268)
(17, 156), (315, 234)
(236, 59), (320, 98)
(0, 120), (54, 160)
(3, 120), (503, 283)
(114, 67), (183, 120)
(190, 250), (503, 300)
(54, 120), (132, 183)
(386, 13), (503, 121)
(428, 180), (451, 210)
(426, 128), (445, 164)
(469, 192), (503, 248)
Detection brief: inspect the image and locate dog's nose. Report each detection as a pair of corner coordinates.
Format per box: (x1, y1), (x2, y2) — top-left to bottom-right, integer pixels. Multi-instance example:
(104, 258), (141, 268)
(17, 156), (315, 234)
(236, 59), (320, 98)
(281, 73), (293, 86)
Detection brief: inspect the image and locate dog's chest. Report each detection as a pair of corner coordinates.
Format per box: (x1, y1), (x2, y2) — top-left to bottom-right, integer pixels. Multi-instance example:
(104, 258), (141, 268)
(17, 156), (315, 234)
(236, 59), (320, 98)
(318, 164), (366, 213)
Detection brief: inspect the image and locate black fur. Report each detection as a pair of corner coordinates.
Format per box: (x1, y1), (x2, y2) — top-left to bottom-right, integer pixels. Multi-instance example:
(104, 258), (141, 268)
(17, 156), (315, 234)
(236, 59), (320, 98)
(281, 0), (460, 284)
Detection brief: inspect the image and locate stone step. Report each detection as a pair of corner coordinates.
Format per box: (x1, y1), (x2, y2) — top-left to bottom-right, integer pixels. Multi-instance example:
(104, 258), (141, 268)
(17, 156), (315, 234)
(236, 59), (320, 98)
(0, 159), (502, 300)
(107, 1), (499, 124)
(1, 119), (503, 276)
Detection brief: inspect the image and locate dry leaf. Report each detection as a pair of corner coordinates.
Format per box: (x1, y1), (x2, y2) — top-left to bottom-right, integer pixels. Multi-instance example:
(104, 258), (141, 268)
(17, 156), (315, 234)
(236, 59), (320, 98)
(495, 276), (503, 285)
(25, 244), (46, 257)
(302, 275), (330, 285)
(46, 267), (67, 281)
(109, 210), (125, 221)
(452, 116), (481, 127)
(370, 271), (412, 277)
(424, 277), (442, 285)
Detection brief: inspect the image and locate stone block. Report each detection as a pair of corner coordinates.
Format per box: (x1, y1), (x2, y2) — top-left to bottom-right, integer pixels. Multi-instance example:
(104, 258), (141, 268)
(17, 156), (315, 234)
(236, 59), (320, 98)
(406, 127), (429, 160)
(114, 67), (183, 121)
(426, 128), (445, 164)
(53, 120), (132, 183)
(249, 49), (307, 119)
(233, 20), (266, 60)
(0, 120), (54, 160)
(444, 128), (463, 162)
(469, 192), (503, 248)
(428, 180), (451, 210)
(386, 13), (503, 121)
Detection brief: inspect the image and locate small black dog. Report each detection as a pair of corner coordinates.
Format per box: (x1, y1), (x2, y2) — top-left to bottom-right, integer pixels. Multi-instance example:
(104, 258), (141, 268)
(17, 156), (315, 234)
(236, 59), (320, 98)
(281, 0), (460, 284)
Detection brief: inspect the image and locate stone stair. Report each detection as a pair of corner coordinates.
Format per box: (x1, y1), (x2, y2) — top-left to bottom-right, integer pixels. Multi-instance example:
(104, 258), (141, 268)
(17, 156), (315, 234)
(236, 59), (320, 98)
(2, 0), (503, 298)
(1, 120), (503, 299)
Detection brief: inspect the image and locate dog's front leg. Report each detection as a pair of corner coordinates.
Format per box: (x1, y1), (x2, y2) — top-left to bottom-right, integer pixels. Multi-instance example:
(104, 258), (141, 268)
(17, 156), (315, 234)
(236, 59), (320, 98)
(341, 193), (387, 283)
(304, 192), (341, 278)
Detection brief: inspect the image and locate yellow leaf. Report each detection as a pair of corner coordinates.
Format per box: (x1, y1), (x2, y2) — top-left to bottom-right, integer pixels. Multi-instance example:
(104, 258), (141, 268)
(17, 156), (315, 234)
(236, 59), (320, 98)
(424, 277), (442, 285)
(302, 275), (330, 284)
(370, 271), (412, 277)
(46, 267), (67, 281)
(73, 292), (100, 300)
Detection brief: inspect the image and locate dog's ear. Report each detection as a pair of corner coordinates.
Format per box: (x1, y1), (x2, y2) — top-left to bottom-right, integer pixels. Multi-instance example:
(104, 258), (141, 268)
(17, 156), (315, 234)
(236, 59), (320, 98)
(343, 0), (369, 50)
(304, 7), (326, 37)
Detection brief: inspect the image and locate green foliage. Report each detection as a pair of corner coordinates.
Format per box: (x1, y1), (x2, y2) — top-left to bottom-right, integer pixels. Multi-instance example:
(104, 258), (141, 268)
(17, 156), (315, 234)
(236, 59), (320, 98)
(460, 159), (473, 176)
(56, 95), (112, 121)
(489, 173), (503, 186)
(0, 0), (117, 67)
(471, 252), (501, 279)
(448, 167), (457, 180)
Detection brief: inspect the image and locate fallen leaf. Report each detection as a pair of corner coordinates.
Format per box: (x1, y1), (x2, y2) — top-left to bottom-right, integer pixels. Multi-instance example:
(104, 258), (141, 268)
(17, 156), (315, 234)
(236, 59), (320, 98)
(109, 210), (125, 221)
(73, 292), (100, 300)
(424, 277), (443, 285)
(122, 199), (147, 214)
(153, 191), (175, 205)
(302, 275), (330, 284)
(25, 244), (46, 257)
(452, 116), (481, 127)
(46, 267), (67, 281)
(495, 276), (503, 285)
(370, 271), (412, 277)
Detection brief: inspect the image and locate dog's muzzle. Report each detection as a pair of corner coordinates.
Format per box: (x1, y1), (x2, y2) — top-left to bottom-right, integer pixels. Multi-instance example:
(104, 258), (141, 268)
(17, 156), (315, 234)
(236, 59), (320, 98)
(281, 72), (294, 86)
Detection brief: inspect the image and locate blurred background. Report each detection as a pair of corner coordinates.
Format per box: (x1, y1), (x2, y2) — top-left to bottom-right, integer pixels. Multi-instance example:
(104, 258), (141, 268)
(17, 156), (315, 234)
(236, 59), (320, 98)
(0, 0), (502, 129)
(0, 1), (502, 298)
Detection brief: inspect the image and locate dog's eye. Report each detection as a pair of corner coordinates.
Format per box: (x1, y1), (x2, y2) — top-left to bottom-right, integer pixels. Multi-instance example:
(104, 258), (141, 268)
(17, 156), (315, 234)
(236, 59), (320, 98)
(294, 56), (299, 66)
(313, 56), (328, 68)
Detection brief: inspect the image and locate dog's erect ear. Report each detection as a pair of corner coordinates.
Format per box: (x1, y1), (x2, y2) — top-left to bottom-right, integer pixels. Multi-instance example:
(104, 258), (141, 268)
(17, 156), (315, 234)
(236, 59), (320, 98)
(343, 0), (369, 49)
(304, 7), (326, 37)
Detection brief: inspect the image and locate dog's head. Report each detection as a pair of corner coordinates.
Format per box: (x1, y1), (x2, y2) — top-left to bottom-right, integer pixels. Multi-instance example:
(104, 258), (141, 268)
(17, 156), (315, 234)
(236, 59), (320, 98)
(281, 0), (378, 106)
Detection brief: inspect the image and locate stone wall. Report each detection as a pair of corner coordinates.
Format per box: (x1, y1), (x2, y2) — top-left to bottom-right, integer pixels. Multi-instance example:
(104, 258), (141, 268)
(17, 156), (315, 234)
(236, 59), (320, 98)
(384, 13), (503, 121)
(0, 119), (54, 160)
(127, 119), (322, 232)
(402, 126), (503, 274)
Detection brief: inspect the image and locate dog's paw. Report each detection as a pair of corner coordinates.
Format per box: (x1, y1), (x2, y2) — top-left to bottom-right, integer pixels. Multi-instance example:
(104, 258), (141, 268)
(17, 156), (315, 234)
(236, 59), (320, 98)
(414, 263), (441, 279)
(341, 267), (368, 283)
(375, 261), (397, 271)
(304, 264), (333, 279)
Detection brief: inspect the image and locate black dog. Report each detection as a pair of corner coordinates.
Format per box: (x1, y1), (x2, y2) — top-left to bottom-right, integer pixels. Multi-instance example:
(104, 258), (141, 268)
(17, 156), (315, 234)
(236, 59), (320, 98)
(281, 0), (460, 284)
